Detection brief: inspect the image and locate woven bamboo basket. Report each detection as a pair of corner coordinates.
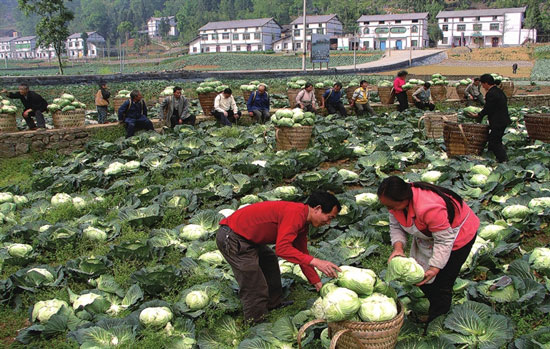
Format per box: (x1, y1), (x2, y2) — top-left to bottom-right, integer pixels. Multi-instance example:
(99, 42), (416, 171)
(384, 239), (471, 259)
(158, 96), (168, 104)
(297, 301), (405, 349)
(346, 86), (359, 102)
(430, 85), (447, 102)
(378, 86), (394, 105)
(443, 122), (489, 156)
(314, 88), (326, 105)
(418, 112), (458, 139)
(275, 126), (313, 151)
(243, 90), (252, 103)
(287, 88), (301, 108)
(198, 91), (218, 116)
(406, 88), (415, 104)
(113, 97), (127, 113)
(456, 85), (467, 100)
(500, 81), (514, 98)
(524, 113), (550, 143)
(0, 112), (17, 133)
(53, 109), (86, 129)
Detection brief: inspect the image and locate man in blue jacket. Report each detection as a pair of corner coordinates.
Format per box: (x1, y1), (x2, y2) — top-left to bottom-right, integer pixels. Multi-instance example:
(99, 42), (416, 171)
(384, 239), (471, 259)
(321, 82), (346, 116)
(117, 90), (155, 138)
(246, 84), (270, 124)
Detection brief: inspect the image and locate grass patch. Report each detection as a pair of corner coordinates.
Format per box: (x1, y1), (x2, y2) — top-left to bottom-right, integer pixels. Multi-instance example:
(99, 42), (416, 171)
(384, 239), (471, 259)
(0, 157), (35, 190)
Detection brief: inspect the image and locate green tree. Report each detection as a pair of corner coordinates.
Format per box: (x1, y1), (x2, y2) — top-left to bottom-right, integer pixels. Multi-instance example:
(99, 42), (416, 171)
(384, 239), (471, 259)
(117, 20), (134, 43)
(18, 0), (74, 75)
(428, 23), (442, 47)
(159, 17), (170, 38)
(81, 32), (88, 57)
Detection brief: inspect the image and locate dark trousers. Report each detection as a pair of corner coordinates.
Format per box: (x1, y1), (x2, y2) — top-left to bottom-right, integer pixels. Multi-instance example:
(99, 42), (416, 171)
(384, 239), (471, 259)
(488, 126), (508, 162)
(301, 104), (315, 112)
(326, 102), (347, 116)
(414, 101), (435, 111)
(125, 116), (154, 138)
(216, 225), (282, 323)
(420, 234), (476, 321)
(23, 110), (46, 129)
(466, 94), (485, 106)
(251, 109), (270, 123)
(354, 103), (375, 116)
(213, 110), (241, 126)
(96, 106), (108, 124)
(170, 114), (196, 128)
(396, 91), (408, 112)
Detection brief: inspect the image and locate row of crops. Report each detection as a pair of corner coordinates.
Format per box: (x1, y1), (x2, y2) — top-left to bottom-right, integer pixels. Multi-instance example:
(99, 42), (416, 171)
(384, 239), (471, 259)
(1, 95), (550, 347)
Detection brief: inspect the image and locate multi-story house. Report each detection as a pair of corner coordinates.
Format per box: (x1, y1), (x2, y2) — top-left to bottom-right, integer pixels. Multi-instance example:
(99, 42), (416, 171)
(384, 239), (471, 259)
(273, 14), (343, 52)
(356, 12), (429, 50)
(147, 16), (178, 38)
(13, 36), (36, 59)
(436, 7), (537, 47)
(66, 32), (106, 59)
(188, 18), (282, 54)
(0, 37), (15, 59)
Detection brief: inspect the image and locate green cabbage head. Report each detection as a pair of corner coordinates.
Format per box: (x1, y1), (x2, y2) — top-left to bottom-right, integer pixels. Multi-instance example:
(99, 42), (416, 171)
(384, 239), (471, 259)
(7, 243), (33, 258)
(337, 266), (377, 296)
(421, 171), (442, 183)
(478, 224), (508, 241)
(185, 290), (209, 310)
(529, 247), (550, 271)
(355, 193), (378, 206)
(32, 299), (69, 323)
(322, 287), (361, 322)
(502, 204), (530, 219)
(139, 307), (173, 327)
(385, 256), (425, 284)
(358, 293), (397, 322)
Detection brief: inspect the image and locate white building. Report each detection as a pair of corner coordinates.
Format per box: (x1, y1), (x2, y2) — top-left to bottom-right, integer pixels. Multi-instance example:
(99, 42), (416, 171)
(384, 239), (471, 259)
(147, 16), (178, 38)
(35, 44), (56, 59)
(273, 14), (343, 52)
(356, 12), (429, 50)
(13, 36), (36, 59)
(66, 32), (106, 59)
(188, 18), (282, 54)
(0, 37), (15, 59)
(436, 7), (536, 47)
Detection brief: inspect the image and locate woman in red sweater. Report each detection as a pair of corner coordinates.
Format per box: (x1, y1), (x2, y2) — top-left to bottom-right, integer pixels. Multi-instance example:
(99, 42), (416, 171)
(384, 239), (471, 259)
(216, 191), (342, 323)
(393, 70), (409, 112)
(377, 176), (479, 322)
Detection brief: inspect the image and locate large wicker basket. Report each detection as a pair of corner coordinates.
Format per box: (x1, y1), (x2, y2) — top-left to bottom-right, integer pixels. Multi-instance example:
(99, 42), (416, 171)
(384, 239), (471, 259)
(198, 91), (218, 116)
(346, 86), (359, 102)
(456, 85), (467, 100)
(524, 113), (550, 143)
(53, 109), (86, 128)
(500, 81), (514, 98)
(444, 122), (489, 156)
(406, 88), (415, 104)
(378, 86), (394, 105)
(275, 126), (313, 151)
(418, 112), (458, 139)
(297, 301), (405, 349)
(431, 85), (447, 102)
(0, 112), (17, 133)
(113, 97), (127, 113)
(315, 88), (326, 105)
(243, 90), (253, 103)
(287, 88), (301, 108)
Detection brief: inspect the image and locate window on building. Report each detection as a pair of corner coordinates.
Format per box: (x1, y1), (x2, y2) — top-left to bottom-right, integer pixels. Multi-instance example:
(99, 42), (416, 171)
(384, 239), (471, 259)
(306, 29), (312, 35)
(257, 45), (261, 50)
(363, 27), (369, 34)
(222, 33), (229, 40)
(473, 23), (482, 31)
(493, 16), (498, 20)
(379, 21), (385, 24)
(294, 29), (301, 37)
(205, 47), (210, 52)
(294, 24), (298, 28)
(442, 37), (448, 44)
(364, 41), (369, 48)
(284, 43), (288, 49)
(211, 34), (218, 40)
(411, 25), (418, 33)
(390, 27), (406, 33)
(476, 16), (480, 21)
(364, 21), (369, 25)
(254, 33), (260, 40)
(411, 40), (418, 47)
(444, 18), (448, 22)
(296, 42), (301, 49)
(460, 17), (464, 21)
(412, 19), (418, 23)
(375, 27), (389, 34)
(233, 33), (239, 40)
(395, 20), (401, 23)
(457, 24), (466, 31)
(193, 47), (197, 52)
(490, 23), (499, 30)
(201, 34), (208, 40)
(236, 45), (241, 51)
(243, 33), (250, 40)
(317, 28), (324, 34)
(226, 46), (231, 51)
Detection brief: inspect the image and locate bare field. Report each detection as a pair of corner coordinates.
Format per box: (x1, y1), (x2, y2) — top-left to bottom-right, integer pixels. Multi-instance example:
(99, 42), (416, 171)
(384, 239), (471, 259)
(445, 46), (533, 61)
(380, 60), (533, 78)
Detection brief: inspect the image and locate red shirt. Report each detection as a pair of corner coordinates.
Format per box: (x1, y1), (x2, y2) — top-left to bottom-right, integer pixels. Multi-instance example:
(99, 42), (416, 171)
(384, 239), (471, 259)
(393, 76), (406, 93)
(219, 201), (320, 284)
(390, 187), (479, 250)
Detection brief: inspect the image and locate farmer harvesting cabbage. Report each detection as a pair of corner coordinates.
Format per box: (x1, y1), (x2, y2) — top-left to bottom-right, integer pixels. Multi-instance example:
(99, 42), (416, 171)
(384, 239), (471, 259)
(216, 191), (342, 323)
(377, 176), (479, 323)
(1, 83), (48, 130)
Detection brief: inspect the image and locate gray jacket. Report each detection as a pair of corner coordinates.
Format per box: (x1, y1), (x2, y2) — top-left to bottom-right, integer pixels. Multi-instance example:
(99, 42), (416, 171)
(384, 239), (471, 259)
(160, 95), (190, 123)
(464, 83), (482, 98)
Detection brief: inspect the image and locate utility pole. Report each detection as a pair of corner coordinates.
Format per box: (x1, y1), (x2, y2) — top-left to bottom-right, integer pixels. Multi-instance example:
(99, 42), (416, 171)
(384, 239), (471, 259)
(302, 0), (306, 72)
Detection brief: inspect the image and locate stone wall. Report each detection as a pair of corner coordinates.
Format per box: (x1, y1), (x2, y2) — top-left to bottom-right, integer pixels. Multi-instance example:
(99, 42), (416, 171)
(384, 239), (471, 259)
(0, 120), (163, 158)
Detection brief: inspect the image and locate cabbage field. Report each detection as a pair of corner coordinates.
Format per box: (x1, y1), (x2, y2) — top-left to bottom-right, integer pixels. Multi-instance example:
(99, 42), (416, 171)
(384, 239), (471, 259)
(1, 100), (550, 348)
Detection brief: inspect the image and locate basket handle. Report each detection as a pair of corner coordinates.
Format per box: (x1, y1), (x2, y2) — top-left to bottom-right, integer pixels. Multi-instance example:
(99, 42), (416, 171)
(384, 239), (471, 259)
(329, 328), (366, 349)
(297, 319), (326, 349)
(458, 124), (470, 148)
(275, 128), (280, 142)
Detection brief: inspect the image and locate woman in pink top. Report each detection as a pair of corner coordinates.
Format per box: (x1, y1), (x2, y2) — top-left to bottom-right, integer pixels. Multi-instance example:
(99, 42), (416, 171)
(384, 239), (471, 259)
(393, 70), (409, 112)
(377, 176), (479, 323)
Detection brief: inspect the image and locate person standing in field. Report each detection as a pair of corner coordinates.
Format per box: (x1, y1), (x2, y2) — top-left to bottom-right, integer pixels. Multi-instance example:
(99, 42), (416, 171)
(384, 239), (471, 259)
(213, 88), (241, 126)
(160, 86), (195, 128)
(464, 78), (485, 106)
(246, 84), (270, 124)
(117, 90), (155, 138)
(95, 81), (110, 124)
(216, 191), (342, 324)
(296, 83), (317, 112)
(413, 82), (436, 111)
(320, 82), (346, 116)
(470, 74), (511, 163)
(350, 80), (376, 116)
(393, 70), (409, 112)
(1, 83), (48, 130)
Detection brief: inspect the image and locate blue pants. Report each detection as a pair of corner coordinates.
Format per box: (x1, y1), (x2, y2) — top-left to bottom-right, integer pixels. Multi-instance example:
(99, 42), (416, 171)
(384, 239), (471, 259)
(96, 106), (108, 124)
(125, 116), (154, 138)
